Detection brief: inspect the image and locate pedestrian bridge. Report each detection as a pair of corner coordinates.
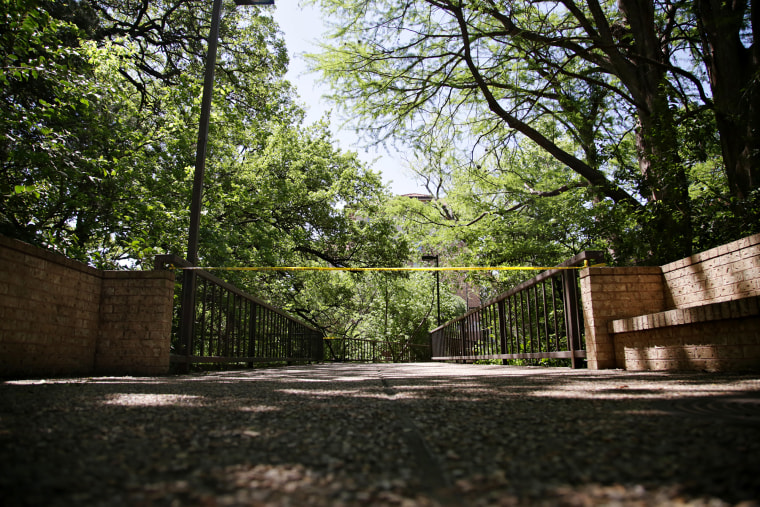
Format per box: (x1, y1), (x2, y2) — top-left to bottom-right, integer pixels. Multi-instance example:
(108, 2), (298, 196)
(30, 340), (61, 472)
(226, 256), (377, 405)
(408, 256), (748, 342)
(4, 233), (759, 378)
(156, 251), (601, 372)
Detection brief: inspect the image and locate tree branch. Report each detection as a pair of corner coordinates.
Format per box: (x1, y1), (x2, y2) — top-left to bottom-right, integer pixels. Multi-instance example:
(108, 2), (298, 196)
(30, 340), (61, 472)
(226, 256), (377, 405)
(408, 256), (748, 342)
(449, 2), (640, 207)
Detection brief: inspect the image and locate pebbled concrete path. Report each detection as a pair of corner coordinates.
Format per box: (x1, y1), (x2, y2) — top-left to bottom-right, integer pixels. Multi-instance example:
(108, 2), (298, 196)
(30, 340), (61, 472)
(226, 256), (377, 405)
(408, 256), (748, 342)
(1, 363), (759, 506)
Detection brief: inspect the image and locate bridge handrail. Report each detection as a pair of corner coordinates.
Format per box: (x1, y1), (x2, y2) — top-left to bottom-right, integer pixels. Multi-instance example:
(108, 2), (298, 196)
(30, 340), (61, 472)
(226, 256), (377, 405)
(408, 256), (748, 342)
(430, 251), (605, 368)
(155, 254), (323, 367)
(430, 251), (604, 333)
(155, 254), (321, 333)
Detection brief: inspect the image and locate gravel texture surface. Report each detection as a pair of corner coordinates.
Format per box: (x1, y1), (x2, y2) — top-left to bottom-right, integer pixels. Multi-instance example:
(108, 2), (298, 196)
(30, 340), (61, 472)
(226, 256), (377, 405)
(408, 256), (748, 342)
(1, 363), (759, 506)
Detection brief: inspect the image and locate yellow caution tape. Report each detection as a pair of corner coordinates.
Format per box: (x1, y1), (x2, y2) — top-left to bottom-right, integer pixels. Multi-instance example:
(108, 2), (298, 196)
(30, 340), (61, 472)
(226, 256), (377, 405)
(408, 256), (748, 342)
(170, 263), (605, 272)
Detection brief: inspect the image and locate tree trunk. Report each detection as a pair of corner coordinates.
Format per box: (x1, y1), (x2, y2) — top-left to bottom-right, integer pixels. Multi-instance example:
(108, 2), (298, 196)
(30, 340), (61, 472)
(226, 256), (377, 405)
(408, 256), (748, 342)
(695, 0), (760, 201)
(635, 98), (693, 263)
(615, 0), (693, 262)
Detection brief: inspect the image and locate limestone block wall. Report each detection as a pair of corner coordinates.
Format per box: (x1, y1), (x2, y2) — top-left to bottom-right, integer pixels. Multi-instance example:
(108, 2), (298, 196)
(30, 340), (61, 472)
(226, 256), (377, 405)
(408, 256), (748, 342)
(0, 235), (174, 377)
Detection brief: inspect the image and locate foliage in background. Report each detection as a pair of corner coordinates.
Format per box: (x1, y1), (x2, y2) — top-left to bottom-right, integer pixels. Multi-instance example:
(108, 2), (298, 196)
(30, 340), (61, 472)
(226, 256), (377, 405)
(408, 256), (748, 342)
(2, 0), (295, 266)
(3, 0), (758, 350)
(309, 0), (759, 266)
(0, 0), (448, 347)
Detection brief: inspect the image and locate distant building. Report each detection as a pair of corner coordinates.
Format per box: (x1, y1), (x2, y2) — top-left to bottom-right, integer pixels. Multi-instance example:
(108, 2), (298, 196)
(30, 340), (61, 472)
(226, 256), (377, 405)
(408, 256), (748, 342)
(400, 193), (482, 311)
(400, 193), (434, 203)
(454, 274), (482, 310)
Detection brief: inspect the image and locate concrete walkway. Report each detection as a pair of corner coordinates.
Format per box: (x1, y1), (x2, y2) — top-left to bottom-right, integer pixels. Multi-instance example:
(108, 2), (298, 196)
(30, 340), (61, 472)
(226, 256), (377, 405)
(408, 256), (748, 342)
(1, 363), (759, 506)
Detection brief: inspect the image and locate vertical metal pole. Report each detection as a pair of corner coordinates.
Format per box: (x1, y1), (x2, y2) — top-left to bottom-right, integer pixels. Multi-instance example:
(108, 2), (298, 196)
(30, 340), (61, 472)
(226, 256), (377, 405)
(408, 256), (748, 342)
(179, 0), (224, 373)
(198, 278), (208, 356)
(179, 272), (196, 372)
(435, 256), (441, 326)
(422, 255), (441, 326)
(551, 277), (560, 351)
(286, 317), (293, 364)
(528, 286), (536, 354)
(541, 282), (549, 352)
(498, 299), (508, 364)
(518, 294), (524, 354)
(187, 0), (223, 265)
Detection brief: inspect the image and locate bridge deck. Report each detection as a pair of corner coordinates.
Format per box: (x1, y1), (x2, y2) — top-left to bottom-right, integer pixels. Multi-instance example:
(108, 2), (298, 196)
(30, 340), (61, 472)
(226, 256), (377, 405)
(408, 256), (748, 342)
(2, 363), (759, 505)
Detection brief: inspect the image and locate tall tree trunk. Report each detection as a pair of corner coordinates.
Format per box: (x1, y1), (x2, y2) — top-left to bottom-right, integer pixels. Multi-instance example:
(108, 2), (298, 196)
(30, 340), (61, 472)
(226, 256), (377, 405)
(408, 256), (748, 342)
(695, 0), (760, 201)
(615, 0), (693, 262)
(634, 97), (693, 263)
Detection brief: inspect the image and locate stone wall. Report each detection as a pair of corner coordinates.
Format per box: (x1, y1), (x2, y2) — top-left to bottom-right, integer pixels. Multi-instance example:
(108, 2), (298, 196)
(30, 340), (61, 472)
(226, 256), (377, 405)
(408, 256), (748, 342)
(580, 233), (760, 371)
(0, 235), (175, 377)
(662, 234), (760, 308)
(579, 267), (664, 369)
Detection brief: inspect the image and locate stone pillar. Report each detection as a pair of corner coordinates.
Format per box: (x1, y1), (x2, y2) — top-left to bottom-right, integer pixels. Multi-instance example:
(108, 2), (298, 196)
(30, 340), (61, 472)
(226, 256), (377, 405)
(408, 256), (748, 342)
(95, 271), (175, 375)
(579, 267), (665, 369)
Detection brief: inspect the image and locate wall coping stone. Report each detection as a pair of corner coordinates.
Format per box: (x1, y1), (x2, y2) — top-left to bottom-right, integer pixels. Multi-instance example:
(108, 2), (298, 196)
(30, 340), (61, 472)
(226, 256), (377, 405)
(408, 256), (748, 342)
(661, 232), (760, 274)
(608, 295), (760, 334)
(0, 234), (174, 282)
(581, 266), (663, 277)
(0, 234), (100, 277)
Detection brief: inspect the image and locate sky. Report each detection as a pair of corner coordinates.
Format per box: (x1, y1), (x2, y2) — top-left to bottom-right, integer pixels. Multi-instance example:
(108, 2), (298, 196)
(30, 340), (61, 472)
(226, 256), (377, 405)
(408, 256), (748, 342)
(270, 1), (425, 196)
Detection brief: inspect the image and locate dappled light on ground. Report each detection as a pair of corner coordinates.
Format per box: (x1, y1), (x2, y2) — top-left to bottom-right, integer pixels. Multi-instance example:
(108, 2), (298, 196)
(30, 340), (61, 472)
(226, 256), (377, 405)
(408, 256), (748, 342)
(1, 363), (758, 506)
(103, 393), (203, 407)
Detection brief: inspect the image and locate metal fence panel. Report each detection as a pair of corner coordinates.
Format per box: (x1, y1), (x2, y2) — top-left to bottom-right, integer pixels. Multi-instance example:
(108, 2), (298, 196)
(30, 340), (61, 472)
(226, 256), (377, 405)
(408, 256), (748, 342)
(324, 337), (431, 363)
(430, 251), (604, 368)
(156, 255), (323, 368)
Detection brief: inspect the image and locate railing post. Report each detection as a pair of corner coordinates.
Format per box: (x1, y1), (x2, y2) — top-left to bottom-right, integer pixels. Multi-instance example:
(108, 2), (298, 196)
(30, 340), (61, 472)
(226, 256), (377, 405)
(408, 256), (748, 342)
(457, 320), (464, 362)
(247, 304), (257, 367)
(498, 299), (508, 365)
(155, 255), (193, 373)
(561, 269), (582, 369)
(286, 320), (293, 364)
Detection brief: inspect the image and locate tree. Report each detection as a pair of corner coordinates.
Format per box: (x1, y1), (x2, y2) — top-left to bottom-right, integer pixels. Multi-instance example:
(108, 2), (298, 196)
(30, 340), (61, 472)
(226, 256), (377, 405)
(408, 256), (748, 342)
(384, 135), (607, 294)
(309, 0), (758, 264)
(1, 0), (295, 266)
(694, 0), (759, 202)
(283, 267), (464, 359)
(1, 0), (100, 251)
(199, 119), (412, 280)
(2, 1), (457, 353)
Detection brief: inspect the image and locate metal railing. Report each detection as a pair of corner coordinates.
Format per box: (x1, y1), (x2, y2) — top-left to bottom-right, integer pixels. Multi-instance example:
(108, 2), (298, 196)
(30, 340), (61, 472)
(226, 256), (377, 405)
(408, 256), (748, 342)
(156, 255), (323, 368)
(324, 337), (431, 363)
(430, 251), (604, 368)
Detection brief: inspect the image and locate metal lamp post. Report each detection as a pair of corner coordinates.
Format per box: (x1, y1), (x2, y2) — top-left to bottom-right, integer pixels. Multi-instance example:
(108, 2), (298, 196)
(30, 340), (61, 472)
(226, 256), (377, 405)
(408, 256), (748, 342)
(180, 0), (275, 369)
(422, 254), (441, 326)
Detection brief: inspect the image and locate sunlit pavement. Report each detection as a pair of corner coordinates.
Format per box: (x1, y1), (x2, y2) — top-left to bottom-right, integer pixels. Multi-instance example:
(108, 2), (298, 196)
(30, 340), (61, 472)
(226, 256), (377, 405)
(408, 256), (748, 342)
(2, 363), (759, 506)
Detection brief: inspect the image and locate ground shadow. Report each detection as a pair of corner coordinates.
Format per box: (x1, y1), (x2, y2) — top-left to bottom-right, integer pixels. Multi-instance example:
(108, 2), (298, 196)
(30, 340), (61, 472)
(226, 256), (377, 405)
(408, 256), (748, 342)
(1, 363), (758, 506)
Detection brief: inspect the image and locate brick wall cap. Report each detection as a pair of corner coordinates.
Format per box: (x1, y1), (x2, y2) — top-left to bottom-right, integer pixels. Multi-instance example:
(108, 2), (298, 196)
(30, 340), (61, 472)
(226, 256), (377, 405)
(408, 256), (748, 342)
(661, 232), (760, 273)
(101, 271), (175, 281)
(0, 234), (175, 282)
(608, 295), (760, 333)
(581, 266), (662, 276)
(0, 234), (100, 277)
